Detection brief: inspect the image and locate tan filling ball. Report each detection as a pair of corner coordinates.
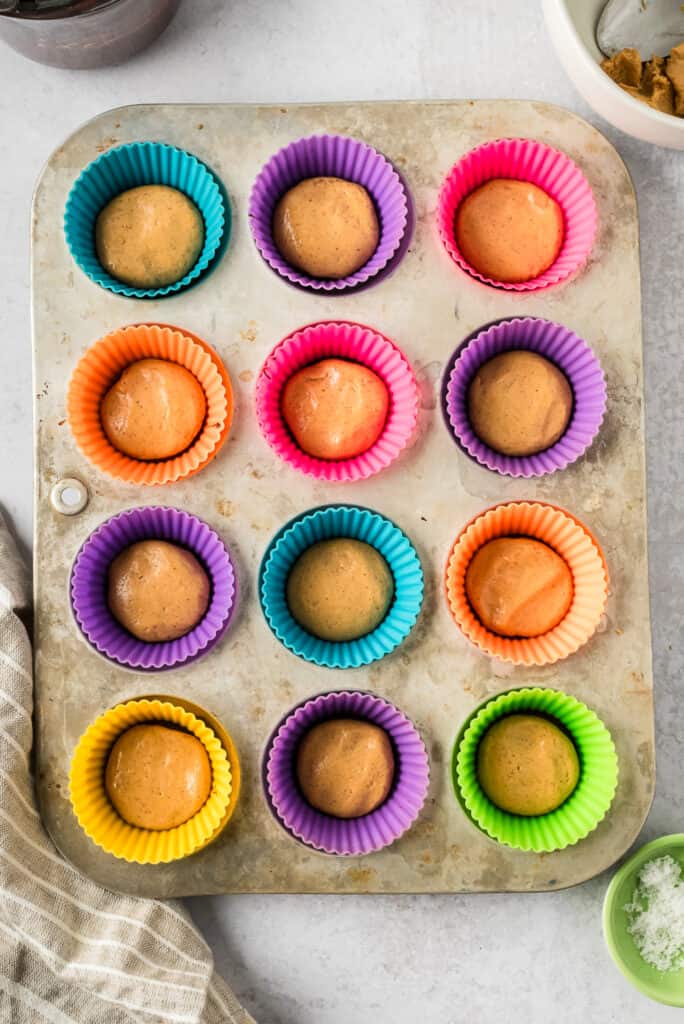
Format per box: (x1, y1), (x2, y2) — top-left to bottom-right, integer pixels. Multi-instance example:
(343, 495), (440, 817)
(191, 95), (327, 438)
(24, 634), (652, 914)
(286, 538), (394, 642)
(273, 176), (379, 279)
(108, 539), (210, 643)
(105, 723), (212, 830)
(95, 184), (204, 289)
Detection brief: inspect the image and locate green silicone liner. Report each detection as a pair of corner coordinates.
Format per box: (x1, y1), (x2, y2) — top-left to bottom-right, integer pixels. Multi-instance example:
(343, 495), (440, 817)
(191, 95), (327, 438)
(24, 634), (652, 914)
(452, 687), (618, 852)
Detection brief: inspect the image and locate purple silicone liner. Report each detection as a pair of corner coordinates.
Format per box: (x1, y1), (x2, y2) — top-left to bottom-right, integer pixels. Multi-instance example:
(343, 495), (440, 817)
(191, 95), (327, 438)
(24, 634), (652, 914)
(248, 133), (409, 292)
(266, 691), (430, 856)
(70, 506), (237, 671)
(445, 317), (607, 478)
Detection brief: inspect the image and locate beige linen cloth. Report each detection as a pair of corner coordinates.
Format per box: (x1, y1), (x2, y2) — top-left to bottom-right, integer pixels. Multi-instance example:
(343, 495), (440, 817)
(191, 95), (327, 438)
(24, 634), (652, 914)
(0, 511), (255, 1024)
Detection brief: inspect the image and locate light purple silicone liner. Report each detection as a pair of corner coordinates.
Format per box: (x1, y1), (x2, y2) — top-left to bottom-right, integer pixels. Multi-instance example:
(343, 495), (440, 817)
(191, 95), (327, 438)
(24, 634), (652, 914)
(445, 317), (607, 478)
(70, 506), (237, 671)
(248, 133), (409, 292)
(266, 690), (430, 856)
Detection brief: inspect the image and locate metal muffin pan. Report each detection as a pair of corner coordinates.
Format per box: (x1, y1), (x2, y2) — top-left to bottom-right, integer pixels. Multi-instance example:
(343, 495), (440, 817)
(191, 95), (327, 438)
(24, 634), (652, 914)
(32, 100), (653, 896)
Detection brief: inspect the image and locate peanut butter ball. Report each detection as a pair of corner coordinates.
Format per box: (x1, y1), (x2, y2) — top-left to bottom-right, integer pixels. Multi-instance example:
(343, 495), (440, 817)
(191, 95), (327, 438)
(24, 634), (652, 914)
(467, 350), (573, 457)
(286, 538), (393, 642)
(101, 358), (206, 461)
(477, 714), (580, 816)
(95, 184), (204, 289)
(108, 540), (210, 643)
(273, 176), (379, 279)
(455, 179), (564, 283)
(105, 724), (211, 830)
(282, 358), (389, 459)
(296, 719), (395, 818)
(465, 537), (573, 638)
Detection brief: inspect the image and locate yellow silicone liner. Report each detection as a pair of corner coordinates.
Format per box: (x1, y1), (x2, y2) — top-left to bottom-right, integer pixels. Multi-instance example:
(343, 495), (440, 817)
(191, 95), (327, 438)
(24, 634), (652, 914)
(69, 698), (236, 864)
(445, 501), (609, 666)
(67, 323), (233, 486)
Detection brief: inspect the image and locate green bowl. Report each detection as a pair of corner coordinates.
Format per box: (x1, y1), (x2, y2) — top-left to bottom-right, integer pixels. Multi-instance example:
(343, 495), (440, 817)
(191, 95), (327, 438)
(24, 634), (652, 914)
(603, 834), (684, 1007)
(452, 687), (618, 852)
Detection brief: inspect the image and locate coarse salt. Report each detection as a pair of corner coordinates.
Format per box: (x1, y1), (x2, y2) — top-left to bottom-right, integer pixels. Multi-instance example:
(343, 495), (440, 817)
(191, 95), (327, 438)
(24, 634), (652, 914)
(623, 854), (684, 972)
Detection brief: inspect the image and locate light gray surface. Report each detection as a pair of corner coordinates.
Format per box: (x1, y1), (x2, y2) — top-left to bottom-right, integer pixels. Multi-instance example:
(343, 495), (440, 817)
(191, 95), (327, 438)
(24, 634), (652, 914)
(0, 1), (681, 1021)
(33, 99), (653, 898)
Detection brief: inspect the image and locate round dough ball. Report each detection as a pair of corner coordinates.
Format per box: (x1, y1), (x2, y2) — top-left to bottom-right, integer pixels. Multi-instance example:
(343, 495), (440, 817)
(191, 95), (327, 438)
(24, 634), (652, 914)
(273, 176), (380, 279)
(465, 537), (573, 638)
(282, 358), (389, 460)
(467, 350), (573, 457)
(286, 538), (394, 642)
(108, 540), (210, 643)
(101, 358), (207, 461)
(105, 724), (212, 830)
(296, 719), (395, 818)
(95, 184), (204, 289)
(476, 714), (580, 816)
(455, 179), (564, 283)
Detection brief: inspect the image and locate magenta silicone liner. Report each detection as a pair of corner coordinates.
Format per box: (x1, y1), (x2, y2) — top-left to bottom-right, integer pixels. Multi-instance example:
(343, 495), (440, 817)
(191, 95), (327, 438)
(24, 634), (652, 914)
(444, 317), (607, 477)
(437, 137), (598, 291)
(70, 506), (237, 671)
(256, 320), (419, 482)
(248, 133), (409, 292)
(266, 690), (430, 855)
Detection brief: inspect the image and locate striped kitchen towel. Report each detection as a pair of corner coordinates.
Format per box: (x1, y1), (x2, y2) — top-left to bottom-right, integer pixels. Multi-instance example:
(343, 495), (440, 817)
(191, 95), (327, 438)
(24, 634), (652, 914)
(0, 510), (255, 1024)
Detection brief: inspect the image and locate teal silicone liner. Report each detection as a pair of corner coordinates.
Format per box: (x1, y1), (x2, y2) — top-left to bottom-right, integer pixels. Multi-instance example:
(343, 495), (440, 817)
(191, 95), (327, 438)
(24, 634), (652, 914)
(64, 141), (228, 298)
(259, 505), (424, 669)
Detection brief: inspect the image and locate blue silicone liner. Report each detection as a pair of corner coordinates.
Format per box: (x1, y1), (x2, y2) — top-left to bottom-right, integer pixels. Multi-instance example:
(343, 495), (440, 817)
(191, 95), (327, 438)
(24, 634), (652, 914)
(259, 505), (424, 669)
(64, 141), (229, 299)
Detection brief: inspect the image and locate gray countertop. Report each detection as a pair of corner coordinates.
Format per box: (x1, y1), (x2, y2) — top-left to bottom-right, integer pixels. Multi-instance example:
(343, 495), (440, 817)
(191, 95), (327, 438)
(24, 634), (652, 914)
(0, 1), (681, 1021)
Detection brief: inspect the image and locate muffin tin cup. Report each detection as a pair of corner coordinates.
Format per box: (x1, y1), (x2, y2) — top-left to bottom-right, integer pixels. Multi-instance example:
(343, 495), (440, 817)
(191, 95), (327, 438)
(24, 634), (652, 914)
(452, 687), (618, 852)
(445, 501), (608, 666)
(67, 323), (233, 486)
(260, 504), (424, 669)
(256, 320), (419, 482)
(71, 506), (237, 671)
(444, 316), (607, 477)
(69, 698), (234, 864)
(266, 690), (430, 855)
(437, 137), (598, 291)
(64, 141), (228, 299)
(248, 133), (409, 292)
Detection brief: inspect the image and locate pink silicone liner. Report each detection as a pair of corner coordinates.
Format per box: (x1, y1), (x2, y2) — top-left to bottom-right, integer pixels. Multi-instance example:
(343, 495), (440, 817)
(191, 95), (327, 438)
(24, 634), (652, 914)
(255, 321), (419, 483)
(437, 138), (598, 291)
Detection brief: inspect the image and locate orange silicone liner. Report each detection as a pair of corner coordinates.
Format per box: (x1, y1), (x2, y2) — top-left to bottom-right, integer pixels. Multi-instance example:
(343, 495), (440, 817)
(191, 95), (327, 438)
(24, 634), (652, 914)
(445, 501), (609, 666)
(67, 323), (233, 486)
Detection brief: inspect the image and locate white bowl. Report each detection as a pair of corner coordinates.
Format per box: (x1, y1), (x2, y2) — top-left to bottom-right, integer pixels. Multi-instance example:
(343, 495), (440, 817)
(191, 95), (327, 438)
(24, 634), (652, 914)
(543, 0), (684, 149)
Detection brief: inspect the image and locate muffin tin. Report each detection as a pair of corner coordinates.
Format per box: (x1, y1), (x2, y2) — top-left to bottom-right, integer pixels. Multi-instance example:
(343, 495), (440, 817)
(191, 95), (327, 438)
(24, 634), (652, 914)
(32, 101), (653, 896)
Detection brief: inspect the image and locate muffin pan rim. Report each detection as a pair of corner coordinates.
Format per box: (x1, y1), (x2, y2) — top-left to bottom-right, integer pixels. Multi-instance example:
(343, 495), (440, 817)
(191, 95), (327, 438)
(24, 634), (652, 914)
(30, 99), (651, 892)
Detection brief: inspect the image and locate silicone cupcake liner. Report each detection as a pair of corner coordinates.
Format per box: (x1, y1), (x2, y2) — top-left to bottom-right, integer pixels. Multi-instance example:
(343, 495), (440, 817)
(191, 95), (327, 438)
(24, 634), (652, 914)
(266, 690), (430, 855)
(260, 505), (424, 669)
(71, 506), (237, 671)
(444, 317), (607, 477)
(453, 687), (618, 852)
(437, 137), (598, 291)
(248, 133), (409, 292)
(445, 501), (608, 666)
(256, 321), (418, 482)
(69, 698), (234, 864)
(64, 141), (228, 298)
(67, 323), (233, 486)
